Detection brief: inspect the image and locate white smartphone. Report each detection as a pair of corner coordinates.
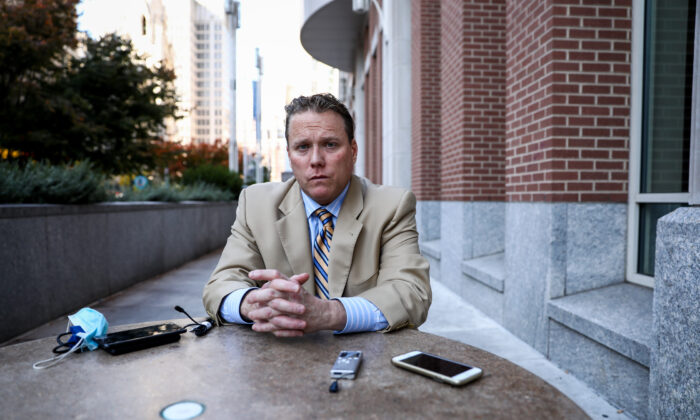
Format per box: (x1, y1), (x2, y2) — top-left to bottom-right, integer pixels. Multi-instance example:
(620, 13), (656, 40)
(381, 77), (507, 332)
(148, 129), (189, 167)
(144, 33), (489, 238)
(392, 351), (483, 386)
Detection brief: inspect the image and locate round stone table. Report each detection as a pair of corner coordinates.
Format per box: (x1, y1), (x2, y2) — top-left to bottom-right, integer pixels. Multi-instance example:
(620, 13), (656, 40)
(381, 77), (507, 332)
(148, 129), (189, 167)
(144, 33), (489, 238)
(0, 321), (588, 419)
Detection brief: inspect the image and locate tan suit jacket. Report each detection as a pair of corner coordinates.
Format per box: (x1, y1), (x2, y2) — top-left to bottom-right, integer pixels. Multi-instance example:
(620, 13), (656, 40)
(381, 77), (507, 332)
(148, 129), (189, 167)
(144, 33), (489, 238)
(203, 175), (431, 331)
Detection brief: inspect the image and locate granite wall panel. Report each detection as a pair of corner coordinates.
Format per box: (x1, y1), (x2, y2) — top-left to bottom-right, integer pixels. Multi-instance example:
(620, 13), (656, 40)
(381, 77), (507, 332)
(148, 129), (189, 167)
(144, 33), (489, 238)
(0, 202), (236, 343)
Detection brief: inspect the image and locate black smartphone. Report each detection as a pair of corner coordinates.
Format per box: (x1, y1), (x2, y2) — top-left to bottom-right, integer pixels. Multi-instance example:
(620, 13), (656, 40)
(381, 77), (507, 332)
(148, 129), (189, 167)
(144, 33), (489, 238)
(95, 323), (186, 355)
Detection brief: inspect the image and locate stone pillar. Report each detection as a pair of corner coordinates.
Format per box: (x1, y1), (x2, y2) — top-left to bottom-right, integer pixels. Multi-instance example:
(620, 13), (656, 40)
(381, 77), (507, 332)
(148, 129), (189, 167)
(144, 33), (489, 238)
(650, 207), (700, 418)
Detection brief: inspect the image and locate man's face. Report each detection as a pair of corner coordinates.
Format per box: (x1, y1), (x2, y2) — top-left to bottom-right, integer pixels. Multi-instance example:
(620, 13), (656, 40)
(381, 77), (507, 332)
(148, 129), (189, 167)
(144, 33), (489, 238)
(287, 110), (357, 205)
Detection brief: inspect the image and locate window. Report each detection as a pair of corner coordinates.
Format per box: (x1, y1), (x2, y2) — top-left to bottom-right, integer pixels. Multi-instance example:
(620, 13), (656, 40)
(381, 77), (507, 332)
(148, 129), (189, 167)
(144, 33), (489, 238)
(196, 43), (209, 50)
(196, 34), (209, 41)
(196, 53), (209, 59)
(195, 62), (209, 69)
(195, 24), (209, 31)
(628, 0), (697, 286)
(196, 72), (208, 79)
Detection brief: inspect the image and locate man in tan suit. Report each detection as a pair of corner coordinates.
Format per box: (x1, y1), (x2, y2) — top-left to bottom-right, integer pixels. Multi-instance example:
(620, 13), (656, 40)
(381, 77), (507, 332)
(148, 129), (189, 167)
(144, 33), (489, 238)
(203, 94), (430, 337)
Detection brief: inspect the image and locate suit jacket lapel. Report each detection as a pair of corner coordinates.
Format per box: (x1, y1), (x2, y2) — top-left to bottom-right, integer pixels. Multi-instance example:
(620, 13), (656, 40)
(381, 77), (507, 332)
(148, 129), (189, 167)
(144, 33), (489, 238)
(275, 182), (315, 295)
(328, 176), (363, 297)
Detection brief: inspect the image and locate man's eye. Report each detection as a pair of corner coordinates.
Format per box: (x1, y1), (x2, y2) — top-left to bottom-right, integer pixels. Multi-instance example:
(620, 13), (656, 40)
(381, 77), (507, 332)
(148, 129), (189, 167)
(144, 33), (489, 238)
(297, 144), (309, 150)
(326, 142), (338, 148)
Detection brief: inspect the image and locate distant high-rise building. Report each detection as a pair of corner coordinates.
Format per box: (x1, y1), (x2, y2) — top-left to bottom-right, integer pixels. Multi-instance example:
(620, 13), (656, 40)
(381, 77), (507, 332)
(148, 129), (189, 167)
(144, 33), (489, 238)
(164, 0), (236, 145)
(80, 0), (237, 146)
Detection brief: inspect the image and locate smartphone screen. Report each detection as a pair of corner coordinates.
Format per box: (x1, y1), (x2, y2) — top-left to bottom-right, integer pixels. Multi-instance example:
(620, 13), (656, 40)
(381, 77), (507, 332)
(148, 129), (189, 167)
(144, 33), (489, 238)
(401, 352), (474, 377)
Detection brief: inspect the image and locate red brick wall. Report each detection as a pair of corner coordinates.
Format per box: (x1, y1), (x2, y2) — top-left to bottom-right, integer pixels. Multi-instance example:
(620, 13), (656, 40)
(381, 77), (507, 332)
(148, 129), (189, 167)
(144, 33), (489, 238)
(440, 0), (507, 202)
(364, 3), (383, 184)
(411, 0), (442, 201)
(505, 0), (631, 202)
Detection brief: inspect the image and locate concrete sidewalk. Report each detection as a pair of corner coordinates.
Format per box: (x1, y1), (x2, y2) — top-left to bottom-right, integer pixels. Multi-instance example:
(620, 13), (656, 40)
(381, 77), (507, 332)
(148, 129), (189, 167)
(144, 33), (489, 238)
(9, 250), (630, 419)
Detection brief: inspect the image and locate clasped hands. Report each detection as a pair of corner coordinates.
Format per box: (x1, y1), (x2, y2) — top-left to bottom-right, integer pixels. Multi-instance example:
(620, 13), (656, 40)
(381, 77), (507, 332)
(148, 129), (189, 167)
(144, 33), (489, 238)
(240, 269), (347, 337)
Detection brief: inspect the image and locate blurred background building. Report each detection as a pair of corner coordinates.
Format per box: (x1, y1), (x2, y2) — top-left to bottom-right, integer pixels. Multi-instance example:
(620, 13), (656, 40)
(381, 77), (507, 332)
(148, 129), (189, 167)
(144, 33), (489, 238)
(300, 0), (699, 418)
(79, 0), (339, 181)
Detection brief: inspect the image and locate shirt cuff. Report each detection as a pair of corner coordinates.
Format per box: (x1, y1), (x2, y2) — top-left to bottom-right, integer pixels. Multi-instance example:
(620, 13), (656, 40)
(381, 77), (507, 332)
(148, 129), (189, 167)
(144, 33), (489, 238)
(333, 297), (389, 334)
(219, 287), (257, 324)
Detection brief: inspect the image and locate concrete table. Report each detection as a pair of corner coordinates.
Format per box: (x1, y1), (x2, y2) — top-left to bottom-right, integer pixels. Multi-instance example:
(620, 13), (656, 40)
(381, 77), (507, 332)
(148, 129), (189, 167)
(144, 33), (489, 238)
(0, 321), (587, 419)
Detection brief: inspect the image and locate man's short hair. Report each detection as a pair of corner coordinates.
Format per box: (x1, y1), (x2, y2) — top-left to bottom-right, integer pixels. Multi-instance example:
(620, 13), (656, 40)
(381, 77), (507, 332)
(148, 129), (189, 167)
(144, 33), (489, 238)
(284, 93), (355, 143)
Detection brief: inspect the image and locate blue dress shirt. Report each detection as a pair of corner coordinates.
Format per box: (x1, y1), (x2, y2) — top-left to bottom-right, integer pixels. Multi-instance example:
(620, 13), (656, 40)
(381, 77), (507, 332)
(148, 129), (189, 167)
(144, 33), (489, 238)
(220, 182), (388, 333)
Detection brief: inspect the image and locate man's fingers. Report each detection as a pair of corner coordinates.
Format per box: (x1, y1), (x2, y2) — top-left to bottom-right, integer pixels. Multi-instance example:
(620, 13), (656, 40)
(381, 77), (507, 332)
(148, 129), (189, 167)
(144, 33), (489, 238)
(251, 321), (304, 337)
(272, 329), (304, 338)
(267, 278), (301, 294)
(249, 269), (288, 282)
(245, 287), (289, 305)
(252, 316), (305, 332)
(247, 306), (283, 321)
(289, 273), (310, 285)
(268, 315), (306, 330)
(268, 297), (305, 315)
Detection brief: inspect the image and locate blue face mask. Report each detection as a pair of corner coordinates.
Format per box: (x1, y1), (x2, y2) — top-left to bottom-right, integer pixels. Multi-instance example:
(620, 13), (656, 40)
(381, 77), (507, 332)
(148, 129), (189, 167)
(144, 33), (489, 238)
(67, 308), (109, 351)
(34, 308), (109, 369)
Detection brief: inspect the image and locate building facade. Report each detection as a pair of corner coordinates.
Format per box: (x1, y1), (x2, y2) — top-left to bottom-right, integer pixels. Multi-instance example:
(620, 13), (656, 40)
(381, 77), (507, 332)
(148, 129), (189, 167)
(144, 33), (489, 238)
(163, 0), (237, 146)
(81, 0), (238, 147)
(301, 0), (699, 418)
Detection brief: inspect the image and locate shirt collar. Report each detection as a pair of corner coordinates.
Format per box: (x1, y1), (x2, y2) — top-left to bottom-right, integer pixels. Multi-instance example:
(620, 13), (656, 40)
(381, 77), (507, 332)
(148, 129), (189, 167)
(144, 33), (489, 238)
(300, 181), (351, 219)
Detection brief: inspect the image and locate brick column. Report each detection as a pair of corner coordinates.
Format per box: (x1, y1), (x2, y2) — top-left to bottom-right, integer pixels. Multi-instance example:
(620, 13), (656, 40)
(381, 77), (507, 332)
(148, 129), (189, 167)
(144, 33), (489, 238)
(440, 0), (506, 202)
(505, 0), (631, 202)
(437, 0), (507, 311)
(503, 0), (631, 355)
(411, 0), (442, 202)
(412, 0), (442, 243)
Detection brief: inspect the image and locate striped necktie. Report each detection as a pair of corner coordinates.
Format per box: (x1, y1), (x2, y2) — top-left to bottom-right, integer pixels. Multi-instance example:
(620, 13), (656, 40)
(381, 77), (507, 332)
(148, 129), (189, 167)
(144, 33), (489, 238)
(312, 208), (334, 299)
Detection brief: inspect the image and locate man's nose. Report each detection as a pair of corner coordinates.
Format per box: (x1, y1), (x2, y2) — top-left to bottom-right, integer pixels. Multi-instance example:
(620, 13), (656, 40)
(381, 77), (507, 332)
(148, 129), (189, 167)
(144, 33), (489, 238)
(310, 146), (324, 166)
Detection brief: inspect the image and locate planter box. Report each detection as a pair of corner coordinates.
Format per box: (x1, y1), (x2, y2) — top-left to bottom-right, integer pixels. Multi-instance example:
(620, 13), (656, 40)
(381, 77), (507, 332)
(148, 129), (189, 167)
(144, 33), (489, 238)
(0, 201), (236, 343)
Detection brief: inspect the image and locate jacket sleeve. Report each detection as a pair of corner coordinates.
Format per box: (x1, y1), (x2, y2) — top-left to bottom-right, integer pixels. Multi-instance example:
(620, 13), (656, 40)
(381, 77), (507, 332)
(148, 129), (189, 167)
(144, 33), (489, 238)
(358, 190), (432, 331)
(202, 187), (265, 325)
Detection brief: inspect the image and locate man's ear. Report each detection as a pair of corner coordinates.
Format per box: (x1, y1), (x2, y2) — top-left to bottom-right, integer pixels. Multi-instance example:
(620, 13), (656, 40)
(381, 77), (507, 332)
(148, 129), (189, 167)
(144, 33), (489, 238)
(351, 139), (358, 163)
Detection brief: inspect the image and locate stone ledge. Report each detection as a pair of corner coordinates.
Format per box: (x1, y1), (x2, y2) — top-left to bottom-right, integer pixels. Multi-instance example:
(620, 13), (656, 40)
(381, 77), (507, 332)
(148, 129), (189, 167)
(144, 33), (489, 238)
(0, 201), (234, 219)
(547, 283), (652, 367)
(462, 252), (505, 292)
(419, 239), (441, 260)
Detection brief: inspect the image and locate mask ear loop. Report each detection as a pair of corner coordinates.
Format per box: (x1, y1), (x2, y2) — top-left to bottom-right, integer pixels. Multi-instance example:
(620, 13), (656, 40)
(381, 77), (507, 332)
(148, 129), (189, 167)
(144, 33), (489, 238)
(33, 337), (84, 370)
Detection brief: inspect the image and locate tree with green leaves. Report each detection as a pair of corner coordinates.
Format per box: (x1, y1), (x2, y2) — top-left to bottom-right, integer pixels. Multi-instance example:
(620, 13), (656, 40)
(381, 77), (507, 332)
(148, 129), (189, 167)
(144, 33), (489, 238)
(53, 34), (179, 174)
(0, 0), (79, 156)
(1, 0), (179, 175)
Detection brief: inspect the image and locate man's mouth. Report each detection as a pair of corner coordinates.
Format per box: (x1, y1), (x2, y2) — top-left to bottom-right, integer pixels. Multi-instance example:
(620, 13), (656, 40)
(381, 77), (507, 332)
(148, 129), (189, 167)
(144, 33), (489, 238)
(310, 175), (328, 181)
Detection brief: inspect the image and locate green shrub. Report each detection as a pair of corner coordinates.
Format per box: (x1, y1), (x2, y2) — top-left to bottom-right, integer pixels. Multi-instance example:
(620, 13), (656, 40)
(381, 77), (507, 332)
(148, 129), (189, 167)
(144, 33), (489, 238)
(116, 182), (233, 202)
(0, 160), (107, 204)
(182, 164), (242, 198)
